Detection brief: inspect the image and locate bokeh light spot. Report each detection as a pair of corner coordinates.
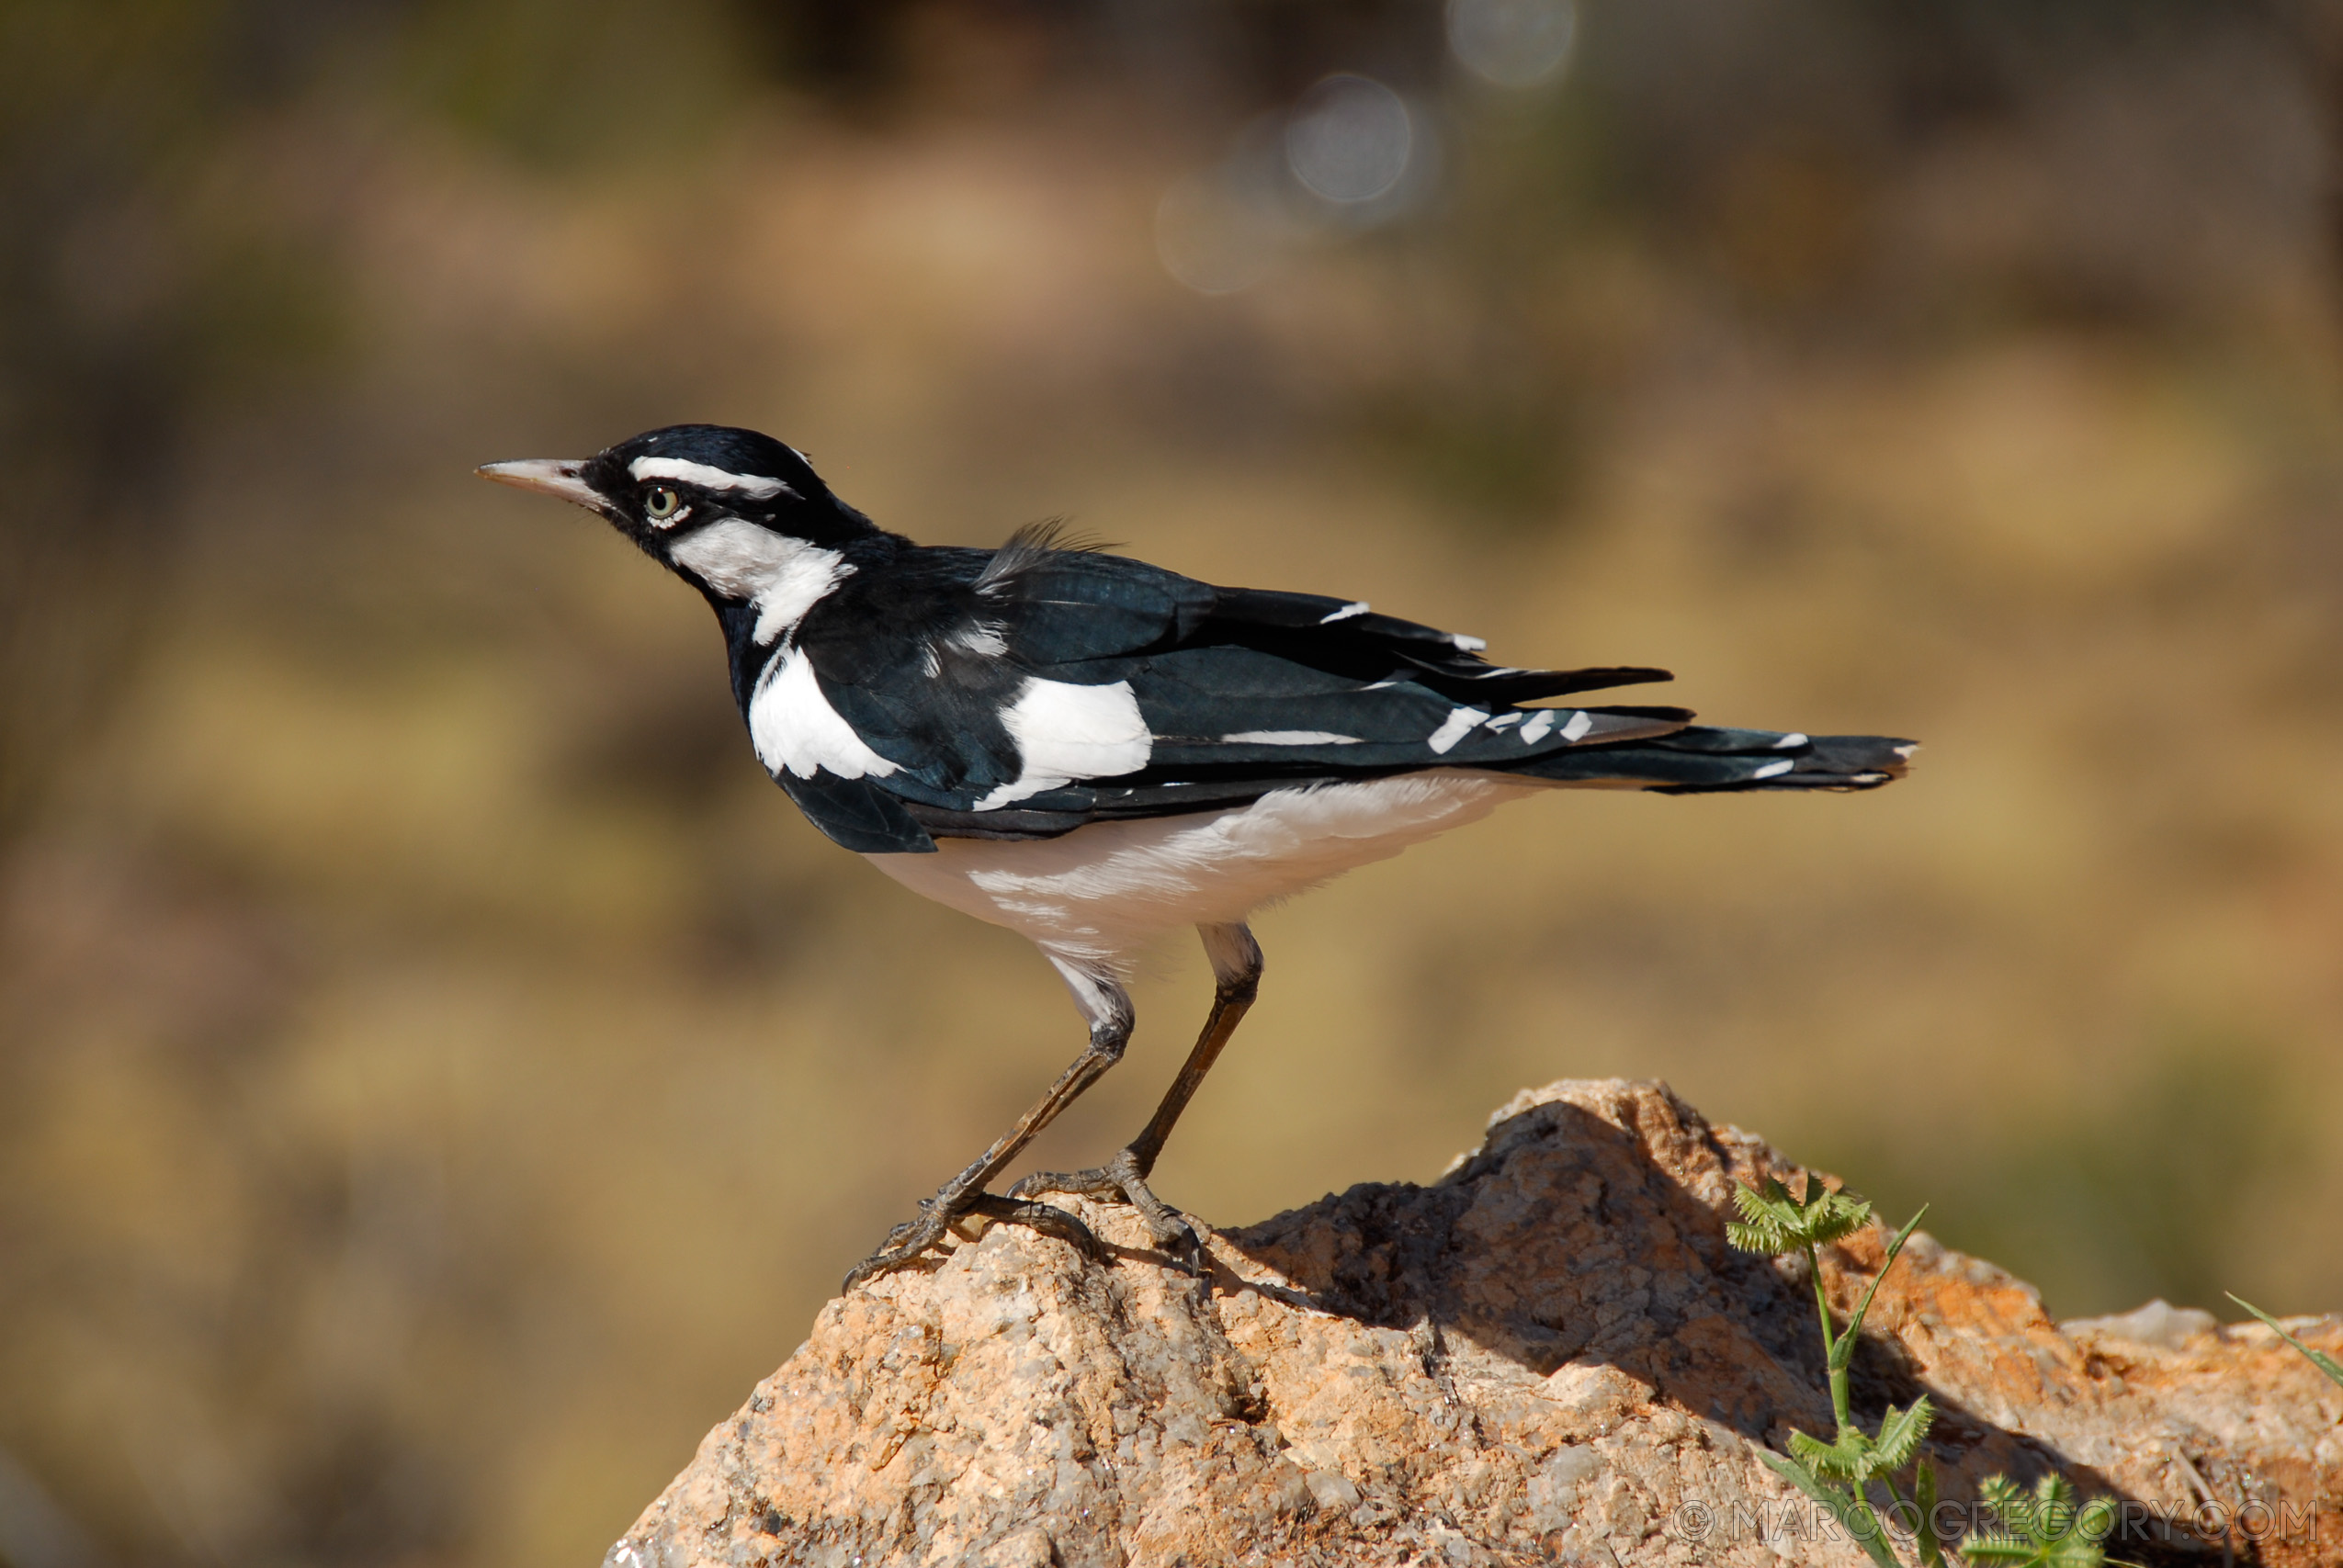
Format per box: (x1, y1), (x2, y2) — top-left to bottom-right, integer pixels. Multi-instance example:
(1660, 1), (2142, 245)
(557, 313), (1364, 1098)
(1447, 0), (1579, 89)
(1285, 75), (1414, 204)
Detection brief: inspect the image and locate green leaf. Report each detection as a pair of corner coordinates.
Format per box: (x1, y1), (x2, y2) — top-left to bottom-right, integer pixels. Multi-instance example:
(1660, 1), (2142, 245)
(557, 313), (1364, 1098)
(1840, 1205), (1930, 1348)
(1789, 1427), (1863, 1480)
(1806, 1200), (1873, 1247)
(1915, 1461), (1946, 1568)
(2228, 1293), (2343, 1389)
(1726, 1179), (1798, 1255)
(1867, 1397), (1934, 1476)
(1726, 1217), (1791, 1254)
(2032, 1474), (2078, 1540)
(1726, 1174), (1873, 1256)
(1758, 1450), (1904, 1568)
(1977, 1475), (2025, 1519)
(1961, 1473), (2111, 1567)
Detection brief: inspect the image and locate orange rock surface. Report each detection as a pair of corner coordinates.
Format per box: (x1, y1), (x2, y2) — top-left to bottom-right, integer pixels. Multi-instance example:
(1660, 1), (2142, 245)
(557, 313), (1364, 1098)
(608, 1080), (2339, 1566)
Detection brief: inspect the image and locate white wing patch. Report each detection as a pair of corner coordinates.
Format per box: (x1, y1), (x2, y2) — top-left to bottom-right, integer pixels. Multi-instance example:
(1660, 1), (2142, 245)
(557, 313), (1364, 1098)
(947, 623), (1008, 658)
(1773, 731), (1809, 750)
(1558, 709), (1593, 743)
(1752, 759), (1794, 779)
(666, 521), (852, 645)
(749, 649), (900, 781)
(1518, 710), (1556, 744)
(1426, 707), (1489, 754)
(629, 456), (798, 500)
(975, 679), (1153, 810)
(1220, 730), (1363, 746)
(1319, 601), (1370, 624)
(1449, 632), (1488, 652)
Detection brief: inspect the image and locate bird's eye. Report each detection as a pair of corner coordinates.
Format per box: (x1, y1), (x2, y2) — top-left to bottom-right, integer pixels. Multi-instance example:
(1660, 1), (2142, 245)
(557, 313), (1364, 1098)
(644, 486), (682, 521)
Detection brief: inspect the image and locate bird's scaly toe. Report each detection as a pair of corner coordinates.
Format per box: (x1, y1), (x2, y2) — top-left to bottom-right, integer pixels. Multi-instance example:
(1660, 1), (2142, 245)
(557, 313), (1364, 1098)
(1009, 1166), (1125, 1201)
(1013, 1152), (1203, 1271)
(963, 1193), (1104, 1260)
(844, 1189), (1110, 1292)
(841, 1224), (945, 1292)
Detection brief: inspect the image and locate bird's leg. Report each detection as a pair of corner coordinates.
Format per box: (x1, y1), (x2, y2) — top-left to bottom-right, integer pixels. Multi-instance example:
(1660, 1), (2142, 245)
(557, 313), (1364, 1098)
(1124, 923), (1264, 1178)
(842, 964), (1132, 1292)
(1012, 923), (1263, 1269)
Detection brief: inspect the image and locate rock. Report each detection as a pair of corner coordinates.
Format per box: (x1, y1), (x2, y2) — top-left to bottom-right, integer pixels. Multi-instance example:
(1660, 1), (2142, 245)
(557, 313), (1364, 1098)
(606, 1079), (2341, 1568)
(2061, 1299), (2220, 1352)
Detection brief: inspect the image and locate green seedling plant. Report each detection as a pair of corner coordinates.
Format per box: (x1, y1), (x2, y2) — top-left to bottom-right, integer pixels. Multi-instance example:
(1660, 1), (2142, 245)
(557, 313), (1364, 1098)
(1731, 1175), (2131, 1568)
(2227, 1292), (2343, 1388)
(1960, 1475), (2117, 1568)
(1727, 1176), (1942, 1567)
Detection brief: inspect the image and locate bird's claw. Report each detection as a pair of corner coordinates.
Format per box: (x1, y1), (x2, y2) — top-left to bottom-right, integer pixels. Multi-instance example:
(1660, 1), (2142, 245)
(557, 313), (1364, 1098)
(843, 1191), (1104, 1293)
(963, 1193), (1104, 1259)
(842, 1213), (948, 1292)
(1011, 1152), (1205, 1273)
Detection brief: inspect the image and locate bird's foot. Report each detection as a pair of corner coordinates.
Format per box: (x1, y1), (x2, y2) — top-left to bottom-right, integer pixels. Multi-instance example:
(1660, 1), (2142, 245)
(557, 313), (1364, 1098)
(1010, 1149), (1203, 1271)
(842, 1191), (1099, 1293)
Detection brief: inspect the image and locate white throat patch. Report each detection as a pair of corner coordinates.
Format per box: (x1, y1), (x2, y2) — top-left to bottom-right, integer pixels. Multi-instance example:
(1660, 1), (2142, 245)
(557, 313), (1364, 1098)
(667, 520), (853, 645)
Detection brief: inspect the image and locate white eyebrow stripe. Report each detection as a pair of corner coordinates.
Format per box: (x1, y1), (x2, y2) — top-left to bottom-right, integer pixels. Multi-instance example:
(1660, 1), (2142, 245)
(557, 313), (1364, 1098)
(628, 457), (798, 500)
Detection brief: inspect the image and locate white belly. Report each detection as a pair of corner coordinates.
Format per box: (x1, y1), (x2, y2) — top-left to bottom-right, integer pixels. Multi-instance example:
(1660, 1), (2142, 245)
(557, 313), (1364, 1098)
(865, 770), (1532, 969)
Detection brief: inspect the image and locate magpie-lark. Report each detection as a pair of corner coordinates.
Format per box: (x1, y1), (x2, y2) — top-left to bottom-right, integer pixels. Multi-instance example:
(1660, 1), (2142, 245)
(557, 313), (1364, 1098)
(481, 424), (1915, 1291)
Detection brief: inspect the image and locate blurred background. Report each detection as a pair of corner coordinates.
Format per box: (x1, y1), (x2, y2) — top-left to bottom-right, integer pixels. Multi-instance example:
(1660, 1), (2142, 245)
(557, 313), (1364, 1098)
(5, 0), (2342, 1562)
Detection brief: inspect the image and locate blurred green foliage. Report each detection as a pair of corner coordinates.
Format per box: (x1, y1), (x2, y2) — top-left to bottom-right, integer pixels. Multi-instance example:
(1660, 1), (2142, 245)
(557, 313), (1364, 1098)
(1826, 1037), (2313, 1317)
(4, 3), (2341, 1566)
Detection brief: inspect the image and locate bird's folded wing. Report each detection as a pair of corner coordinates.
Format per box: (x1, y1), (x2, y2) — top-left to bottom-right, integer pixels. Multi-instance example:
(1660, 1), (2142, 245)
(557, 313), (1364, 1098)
(1194, 585), (1675, 705)
(1107, 645), (1684, 775)
(781, 543), (1697, 847)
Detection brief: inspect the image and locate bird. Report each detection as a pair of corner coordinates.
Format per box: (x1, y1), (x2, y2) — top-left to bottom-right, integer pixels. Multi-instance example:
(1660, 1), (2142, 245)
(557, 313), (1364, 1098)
(479, 423), (1915, 1291)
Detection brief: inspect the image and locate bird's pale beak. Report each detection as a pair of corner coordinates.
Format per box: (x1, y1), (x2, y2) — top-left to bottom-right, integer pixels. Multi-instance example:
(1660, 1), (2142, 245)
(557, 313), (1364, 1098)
(475, 458), (606, 511)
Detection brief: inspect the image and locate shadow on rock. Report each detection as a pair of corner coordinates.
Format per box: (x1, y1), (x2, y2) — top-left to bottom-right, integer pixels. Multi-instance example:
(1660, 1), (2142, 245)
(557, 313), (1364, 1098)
(606, 1079), (2342, 1568)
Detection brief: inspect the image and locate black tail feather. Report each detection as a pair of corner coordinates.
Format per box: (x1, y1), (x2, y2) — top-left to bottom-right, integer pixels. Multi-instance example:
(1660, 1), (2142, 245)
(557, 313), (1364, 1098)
(1511, 727), (1917, 794)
